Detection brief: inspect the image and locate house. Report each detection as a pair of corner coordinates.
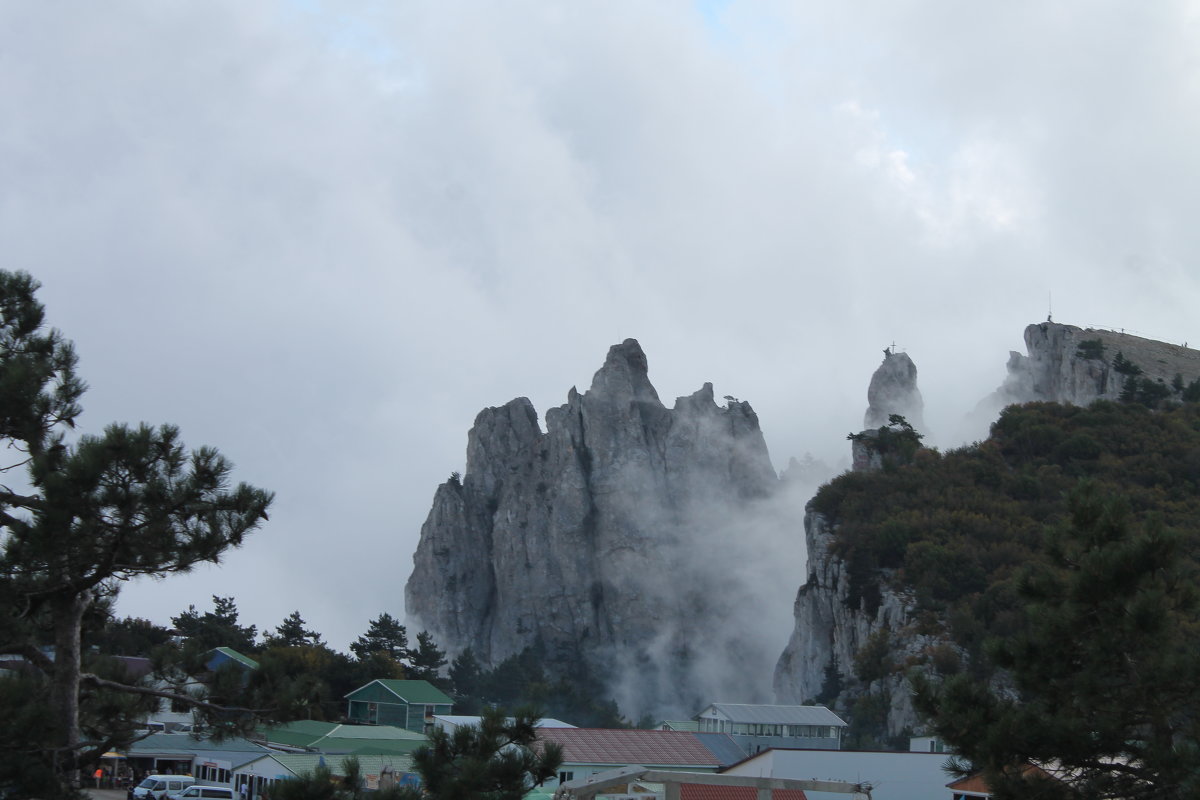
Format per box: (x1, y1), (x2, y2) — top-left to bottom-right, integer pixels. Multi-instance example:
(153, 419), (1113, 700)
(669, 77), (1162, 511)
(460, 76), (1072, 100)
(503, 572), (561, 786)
(532, 727), (733, 789)
(554, 765), (871, 800)
(122, 733), (270, 785)
(910, 735), (950, 754)
(233, 752), (417, 800)
(256, 720), (427, 755)
(946, 765), (1058, 800)
(946, 773), (991, 800)
(344, 679), (453, 732)
(693, 704), (847, 753)
(722, 747), (953, 800)
(205, 647), (259, 674)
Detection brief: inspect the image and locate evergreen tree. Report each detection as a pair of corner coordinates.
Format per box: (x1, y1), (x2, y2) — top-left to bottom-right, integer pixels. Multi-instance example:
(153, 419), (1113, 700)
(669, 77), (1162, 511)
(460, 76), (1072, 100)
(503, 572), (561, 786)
(349, 613), (408, 662)
(171, 595), (258, 653)
(0, 271), (273, 795)
(89, 614), (173, 657)
(448, 647), (482, 701)
(266, 611), (324, 648)
(408, 630), (448, 687)
(913, 483), (1200, 798)
(411, 706), (563, 800)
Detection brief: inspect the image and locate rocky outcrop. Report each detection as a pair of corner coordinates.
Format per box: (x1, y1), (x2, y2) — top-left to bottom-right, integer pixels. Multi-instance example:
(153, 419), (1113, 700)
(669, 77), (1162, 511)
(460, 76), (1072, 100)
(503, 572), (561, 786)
(773, 509), (921, 736)
(406, 339), (788, 717)
(864, 350), (924, 432)
(978, 322), (1200, 419)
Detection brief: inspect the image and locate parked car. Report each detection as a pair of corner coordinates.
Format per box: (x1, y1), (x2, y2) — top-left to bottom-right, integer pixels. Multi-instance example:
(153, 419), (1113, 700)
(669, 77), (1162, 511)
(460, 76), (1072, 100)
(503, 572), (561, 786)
(132, 775), (195, 800)
(172, 786), (235, 800)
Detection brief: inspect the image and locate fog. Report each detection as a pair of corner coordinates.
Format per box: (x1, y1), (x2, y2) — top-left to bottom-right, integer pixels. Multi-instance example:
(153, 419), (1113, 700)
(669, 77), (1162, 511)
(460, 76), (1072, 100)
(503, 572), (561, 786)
(1, 2), (1197, 656)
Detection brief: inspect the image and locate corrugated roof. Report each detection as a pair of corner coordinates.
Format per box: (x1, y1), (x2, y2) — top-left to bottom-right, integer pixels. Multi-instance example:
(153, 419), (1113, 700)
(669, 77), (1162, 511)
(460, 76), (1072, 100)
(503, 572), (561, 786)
(309, 737), (426, 756)
(363, 679), (453, 705)
(660, 720), (700, 732)
(681, 787), (806, 800)
(691, 733), (746, 767)
(317, 724), (425, 741)
(258, 720), (339, 747)
(702, 705), (847, 727)
(126, 734), (268, 755)
(257, 752), (414, 778)
(533, 729), (721, 768)
(211, 647), (259, 670)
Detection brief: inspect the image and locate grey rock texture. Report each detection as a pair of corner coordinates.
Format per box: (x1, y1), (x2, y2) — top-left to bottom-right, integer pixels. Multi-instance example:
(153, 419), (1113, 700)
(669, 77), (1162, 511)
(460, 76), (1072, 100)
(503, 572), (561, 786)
(976, 321), (1200, 423)
(773, 509), (921, 736)
(864, 350), (925, 432)
(406, 339), (787, 717)
(778, 322), (1200, 738)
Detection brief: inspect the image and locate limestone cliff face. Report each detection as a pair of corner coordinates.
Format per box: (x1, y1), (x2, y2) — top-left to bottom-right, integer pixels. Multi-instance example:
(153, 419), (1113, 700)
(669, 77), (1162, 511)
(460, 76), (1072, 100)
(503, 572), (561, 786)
(864, 350), (924, 431)
(406, 339), (785, 717)
(772, 509), (922, 736)
(980, 321), (1200, 417)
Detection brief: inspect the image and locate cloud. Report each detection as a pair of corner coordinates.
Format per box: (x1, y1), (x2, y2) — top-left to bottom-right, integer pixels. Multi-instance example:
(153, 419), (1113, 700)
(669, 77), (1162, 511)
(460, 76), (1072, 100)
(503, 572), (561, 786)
(1, 1), (1197, 662)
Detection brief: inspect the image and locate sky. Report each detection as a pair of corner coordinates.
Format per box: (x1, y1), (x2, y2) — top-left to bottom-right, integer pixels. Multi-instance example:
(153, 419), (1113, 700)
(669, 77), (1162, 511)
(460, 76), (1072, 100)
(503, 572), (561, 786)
(2, 1), (1198, 652)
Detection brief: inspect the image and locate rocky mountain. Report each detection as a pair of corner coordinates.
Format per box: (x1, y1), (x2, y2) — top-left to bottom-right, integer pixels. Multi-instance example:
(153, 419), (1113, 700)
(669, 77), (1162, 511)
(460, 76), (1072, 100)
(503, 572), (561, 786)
(864, 349), (924, 431)
(405, 339), (799, 717)
(775, 322), (1200, 740)
(977, 321), (1200, 419)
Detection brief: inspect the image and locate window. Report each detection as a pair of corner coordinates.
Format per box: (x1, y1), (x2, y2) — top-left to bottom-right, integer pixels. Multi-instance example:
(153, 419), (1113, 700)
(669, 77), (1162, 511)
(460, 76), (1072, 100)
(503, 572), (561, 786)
(559, 772), (575, 785)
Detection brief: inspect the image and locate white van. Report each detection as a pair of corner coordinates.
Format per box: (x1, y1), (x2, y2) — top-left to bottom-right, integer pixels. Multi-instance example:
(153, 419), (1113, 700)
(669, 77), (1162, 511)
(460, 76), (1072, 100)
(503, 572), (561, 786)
(174, 786), (236, 800)
(132, 775), (196, 800)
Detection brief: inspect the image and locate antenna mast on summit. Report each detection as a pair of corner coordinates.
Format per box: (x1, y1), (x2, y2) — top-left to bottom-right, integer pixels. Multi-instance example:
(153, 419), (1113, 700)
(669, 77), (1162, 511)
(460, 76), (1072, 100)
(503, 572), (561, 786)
(1047, 291), (1053, 323)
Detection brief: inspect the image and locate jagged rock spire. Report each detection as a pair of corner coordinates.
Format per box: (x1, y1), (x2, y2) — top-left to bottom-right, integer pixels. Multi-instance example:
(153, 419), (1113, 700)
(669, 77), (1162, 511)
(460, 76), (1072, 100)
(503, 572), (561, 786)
(864, 348), (925, 432)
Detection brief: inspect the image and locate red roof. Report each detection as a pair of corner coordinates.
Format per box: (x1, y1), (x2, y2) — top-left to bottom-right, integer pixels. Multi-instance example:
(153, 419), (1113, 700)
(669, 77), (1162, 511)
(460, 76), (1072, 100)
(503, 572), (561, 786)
(680, 787), (806, 800)
(534, 728), (721, 767)
(946, 773), (990, 793)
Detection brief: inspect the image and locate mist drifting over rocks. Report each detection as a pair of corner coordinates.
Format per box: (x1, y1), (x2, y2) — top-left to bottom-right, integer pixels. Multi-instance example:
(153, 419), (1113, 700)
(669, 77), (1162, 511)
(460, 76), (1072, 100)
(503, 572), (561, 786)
(864, 349), (925, 431)
(405, 339), (814, 718)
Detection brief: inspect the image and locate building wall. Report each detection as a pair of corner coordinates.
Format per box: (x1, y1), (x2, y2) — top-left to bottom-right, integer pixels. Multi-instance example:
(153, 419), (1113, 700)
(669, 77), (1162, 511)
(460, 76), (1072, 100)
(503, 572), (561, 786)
(724, 749), (953, 800)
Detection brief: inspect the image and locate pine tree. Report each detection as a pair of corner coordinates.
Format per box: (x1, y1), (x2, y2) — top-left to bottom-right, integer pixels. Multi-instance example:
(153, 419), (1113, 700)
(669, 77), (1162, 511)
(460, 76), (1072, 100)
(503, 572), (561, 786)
(349, 613), (408, 662)
(407, 631), (449, 688)
(267, 611), (324, 648)
(0, 271), (273, 795)
(171, 595), (258, 653)
(411, 706), (563, 800)
(913, 483), (1200, 798)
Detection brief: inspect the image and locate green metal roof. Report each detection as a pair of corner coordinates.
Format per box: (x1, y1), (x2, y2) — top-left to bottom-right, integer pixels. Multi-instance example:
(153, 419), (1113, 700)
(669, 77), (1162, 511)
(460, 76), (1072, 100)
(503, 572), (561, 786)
(258, 720), (340, 747)
(212, 647), (260, 669)
(660, 720), (700, 732)
(313, 738), (426, 756)
(257, 721), (426, 752)
(350, 679), (453, 705)
(317, 725), (425, 742)
(126, 733), (268, 755)
(253, 752), (415, 778)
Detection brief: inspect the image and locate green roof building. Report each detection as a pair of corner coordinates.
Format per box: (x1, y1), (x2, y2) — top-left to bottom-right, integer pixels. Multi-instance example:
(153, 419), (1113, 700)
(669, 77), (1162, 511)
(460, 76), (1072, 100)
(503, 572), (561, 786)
(345, 679), (453, 733)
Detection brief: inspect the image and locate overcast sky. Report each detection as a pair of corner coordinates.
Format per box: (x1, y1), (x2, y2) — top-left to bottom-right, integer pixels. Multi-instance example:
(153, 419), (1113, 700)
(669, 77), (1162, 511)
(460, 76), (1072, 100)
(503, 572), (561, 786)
(3, 1), (1198, 651)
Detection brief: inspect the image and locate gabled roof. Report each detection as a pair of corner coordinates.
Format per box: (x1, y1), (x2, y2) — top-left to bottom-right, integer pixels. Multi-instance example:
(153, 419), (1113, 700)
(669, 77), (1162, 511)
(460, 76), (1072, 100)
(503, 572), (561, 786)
(237, 752), (415, 779)
(347, 679), (453, 705)
(209, 647), (259, 670)
(533, 728), (721, 768)
(698, 704), (847, 727)
(946, 773), (991, 794)
(258, 721), (425, 750)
